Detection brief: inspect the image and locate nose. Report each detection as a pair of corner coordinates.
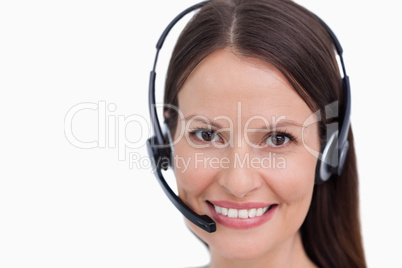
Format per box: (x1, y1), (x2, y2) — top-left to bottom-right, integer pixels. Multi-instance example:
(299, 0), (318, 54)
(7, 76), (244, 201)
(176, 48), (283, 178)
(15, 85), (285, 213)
(217, 147), (263, 199)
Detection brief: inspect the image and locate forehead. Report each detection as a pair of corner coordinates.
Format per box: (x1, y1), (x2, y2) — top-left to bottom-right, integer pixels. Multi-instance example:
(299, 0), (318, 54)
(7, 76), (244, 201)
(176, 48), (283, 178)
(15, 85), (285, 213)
(178, 48), (313, 125)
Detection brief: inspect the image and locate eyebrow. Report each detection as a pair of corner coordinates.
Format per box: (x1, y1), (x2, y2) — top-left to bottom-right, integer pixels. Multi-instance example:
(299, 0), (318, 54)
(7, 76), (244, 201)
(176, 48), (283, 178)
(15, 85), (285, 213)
(183, 116), (223, 129)
(183, 115), (305, 130)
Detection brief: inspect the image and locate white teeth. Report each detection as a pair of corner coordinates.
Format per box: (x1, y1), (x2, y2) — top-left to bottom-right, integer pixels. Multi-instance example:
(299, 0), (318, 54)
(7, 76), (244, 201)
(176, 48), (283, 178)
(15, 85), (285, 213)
(256, 208), (263, 216)
(228, 208), (238, 218)
(215, 206), (222, 214)
(248, 208), (256, 218)
(221, 207), (228, 216)
(239, 209), (248, 219)
(213, 205), (272, 219)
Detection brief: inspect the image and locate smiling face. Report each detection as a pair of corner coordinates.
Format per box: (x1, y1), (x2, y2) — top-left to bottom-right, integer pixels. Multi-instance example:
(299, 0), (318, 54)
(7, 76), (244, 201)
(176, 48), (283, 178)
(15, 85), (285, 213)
(172, 48), (320, 264)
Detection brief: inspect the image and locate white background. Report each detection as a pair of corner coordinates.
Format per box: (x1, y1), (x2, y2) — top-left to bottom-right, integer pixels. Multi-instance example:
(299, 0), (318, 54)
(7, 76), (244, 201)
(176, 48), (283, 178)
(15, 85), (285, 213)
(0, 0), (401, 267)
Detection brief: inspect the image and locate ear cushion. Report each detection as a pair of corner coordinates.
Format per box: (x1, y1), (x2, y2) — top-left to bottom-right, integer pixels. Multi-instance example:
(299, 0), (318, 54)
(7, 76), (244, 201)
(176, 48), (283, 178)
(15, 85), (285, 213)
(163, 122), (174, 168)
(147, 123), (176, 171)
(147, 122), (173, 171)
(337, 140), (349, 175)
(315, 131), (339, 184)
(147, 136), (170, 171)
(314, 128), (350, 184)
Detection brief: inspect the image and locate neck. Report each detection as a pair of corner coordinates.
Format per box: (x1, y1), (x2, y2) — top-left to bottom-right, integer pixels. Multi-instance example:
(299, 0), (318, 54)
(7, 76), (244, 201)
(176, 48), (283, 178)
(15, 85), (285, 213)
(208, 232), (316, 268)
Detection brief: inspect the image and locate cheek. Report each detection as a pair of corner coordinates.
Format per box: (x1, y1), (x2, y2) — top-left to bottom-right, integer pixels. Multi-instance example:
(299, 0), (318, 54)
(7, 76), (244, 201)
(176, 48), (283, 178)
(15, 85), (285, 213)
(264, 147), (318, 234)
(173, 142), (215, 206)
(269, 125), (319, 203)
(265, 124), (320, 216)
(257, 150), (317, 244)
(271, 151), (316, 201)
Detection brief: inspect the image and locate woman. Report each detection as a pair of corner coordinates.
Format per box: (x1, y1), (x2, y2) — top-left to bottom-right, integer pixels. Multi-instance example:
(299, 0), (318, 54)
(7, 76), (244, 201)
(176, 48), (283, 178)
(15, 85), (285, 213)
(148, 0), (366, 267)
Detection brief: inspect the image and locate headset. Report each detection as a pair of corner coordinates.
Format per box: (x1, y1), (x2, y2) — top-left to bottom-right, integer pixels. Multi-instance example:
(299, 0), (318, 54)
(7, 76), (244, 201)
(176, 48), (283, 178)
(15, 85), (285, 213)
(146, 0), (351, 233)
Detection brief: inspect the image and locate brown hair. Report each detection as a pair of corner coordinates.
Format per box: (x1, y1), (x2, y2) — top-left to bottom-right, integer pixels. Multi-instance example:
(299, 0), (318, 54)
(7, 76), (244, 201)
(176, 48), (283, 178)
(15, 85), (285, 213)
(164, 0), (366, 267)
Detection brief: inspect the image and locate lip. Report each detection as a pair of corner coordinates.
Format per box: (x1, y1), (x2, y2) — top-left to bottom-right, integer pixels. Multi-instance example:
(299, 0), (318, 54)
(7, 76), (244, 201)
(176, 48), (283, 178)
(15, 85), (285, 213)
(208, 201), (278, 230)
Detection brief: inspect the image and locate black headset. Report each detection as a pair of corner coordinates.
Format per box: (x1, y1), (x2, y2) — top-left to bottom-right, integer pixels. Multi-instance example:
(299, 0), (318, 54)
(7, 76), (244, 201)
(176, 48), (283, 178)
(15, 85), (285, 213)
(146, 0), (351, 233)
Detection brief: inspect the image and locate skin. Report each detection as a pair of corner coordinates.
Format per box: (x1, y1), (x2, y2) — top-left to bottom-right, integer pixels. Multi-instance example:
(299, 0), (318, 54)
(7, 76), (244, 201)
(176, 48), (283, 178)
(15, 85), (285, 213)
(172, 48), (320, 268)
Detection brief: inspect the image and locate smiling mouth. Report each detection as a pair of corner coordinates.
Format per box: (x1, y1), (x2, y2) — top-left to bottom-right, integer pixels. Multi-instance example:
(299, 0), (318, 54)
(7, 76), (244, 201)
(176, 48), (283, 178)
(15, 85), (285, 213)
(213, 204), (277, 219)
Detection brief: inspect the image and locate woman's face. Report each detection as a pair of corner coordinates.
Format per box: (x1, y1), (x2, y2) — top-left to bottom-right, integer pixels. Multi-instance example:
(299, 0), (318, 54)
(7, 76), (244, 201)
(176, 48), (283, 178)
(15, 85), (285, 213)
(173, 48), (320, 261)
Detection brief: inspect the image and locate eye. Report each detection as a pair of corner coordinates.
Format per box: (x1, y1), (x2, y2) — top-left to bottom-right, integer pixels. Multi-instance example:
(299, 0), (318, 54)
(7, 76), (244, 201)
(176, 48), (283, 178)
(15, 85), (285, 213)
(192, 129), (222, 142)
(264, 133), (291, 146)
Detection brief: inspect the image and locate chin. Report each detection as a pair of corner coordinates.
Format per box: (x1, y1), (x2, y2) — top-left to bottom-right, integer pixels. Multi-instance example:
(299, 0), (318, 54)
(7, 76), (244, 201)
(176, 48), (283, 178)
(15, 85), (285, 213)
(216, 244), (269, 261)
(187, 220), (280, 261)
